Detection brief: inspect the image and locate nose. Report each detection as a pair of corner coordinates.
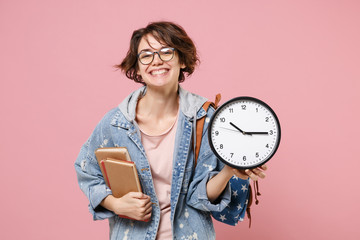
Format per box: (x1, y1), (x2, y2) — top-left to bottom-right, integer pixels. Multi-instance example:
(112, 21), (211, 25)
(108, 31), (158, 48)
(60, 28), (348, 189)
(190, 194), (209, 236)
(152, 52), (163, 65)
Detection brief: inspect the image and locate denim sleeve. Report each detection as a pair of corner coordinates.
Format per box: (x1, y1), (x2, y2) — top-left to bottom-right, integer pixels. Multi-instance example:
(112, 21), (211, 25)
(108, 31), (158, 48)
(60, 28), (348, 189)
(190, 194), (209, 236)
(186, 150), (232, 212)
(186, 106), (232, 212)
(74, 113), (116, 220)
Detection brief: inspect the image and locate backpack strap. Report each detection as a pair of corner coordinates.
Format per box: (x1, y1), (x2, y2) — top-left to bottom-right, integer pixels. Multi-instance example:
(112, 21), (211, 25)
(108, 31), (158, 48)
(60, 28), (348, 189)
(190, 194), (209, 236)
(246, 180), (261, 228)
(195, 94), (221, 164)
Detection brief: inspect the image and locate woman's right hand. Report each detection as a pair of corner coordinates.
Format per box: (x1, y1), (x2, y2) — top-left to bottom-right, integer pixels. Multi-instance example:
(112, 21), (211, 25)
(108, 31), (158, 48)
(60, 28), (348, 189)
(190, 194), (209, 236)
(101, 192), (152, 221)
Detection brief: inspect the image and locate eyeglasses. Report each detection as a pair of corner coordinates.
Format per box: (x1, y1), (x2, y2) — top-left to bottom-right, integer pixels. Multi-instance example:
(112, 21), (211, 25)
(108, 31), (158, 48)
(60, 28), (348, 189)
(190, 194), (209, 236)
(137, 47), (175, 65)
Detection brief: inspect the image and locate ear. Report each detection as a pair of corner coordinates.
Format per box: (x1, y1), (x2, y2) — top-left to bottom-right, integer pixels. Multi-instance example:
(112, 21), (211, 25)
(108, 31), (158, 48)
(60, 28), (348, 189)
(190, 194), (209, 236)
(180, 63), (186, 69)
(136, 65), (141, 75)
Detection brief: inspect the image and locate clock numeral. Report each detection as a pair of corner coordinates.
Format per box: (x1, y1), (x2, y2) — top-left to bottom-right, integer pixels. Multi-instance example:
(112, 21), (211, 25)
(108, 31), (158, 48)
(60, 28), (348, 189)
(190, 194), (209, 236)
(265, 117), (269, 122)
(256, 108), (259, 112)
(255, 152), (259, 158)
(220, 117), (226, 123)
(243, 156), (247, 161)
(269, 130), (273, 135)
(220, 144), (223, 149)
(241, 105), (246, 110)
(215, 131), (219, 136)
(230, 153), (234, 158)
(229, 108), (234, 113)
(266, 144), (269, 148)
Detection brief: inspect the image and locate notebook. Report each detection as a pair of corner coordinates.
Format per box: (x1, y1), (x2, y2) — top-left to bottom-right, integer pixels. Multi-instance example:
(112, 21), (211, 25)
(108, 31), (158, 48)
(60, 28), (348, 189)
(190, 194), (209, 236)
(100, 158), (142, 198)
(95, 147), (132, 187)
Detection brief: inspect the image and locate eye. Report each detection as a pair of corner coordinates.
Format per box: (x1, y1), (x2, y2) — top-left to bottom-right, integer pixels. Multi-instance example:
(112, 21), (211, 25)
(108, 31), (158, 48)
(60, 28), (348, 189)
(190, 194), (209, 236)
(160, 47), (173, 55)
(139, 51), (153, 59)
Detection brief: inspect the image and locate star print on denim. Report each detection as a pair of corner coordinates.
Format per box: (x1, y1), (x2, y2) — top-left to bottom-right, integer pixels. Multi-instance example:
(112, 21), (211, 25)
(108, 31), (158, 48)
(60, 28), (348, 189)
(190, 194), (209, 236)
(232, 190), (238, 197)
(241, 184), (248, 193)
(237, 203), (242, 210)
(211, 176), (250, 226)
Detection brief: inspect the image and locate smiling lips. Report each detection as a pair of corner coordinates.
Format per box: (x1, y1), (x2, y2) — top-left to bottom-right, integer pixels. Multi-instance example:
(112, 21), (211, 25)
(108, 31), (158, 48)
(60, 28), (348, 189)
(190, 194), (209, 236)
(150, 68), (169, 76)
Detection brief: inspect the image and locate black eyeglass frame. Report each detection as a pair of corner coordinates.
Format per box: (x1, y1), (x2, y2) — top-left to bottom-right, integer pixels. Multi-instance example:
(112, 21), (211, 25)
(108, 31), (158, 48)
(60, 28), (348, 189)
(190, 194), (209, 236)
(137, 47), (176, 65)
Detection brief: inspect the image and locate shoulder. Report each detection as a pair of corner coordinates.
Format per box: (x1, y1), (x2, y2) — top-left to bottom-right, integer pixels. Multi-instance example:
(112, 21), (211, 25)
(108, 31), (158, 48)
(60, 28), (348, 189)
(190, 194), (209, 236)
(97, 107), (121, 126)
(84, 106), (127, 150)
(178, 86), (207, 118)
(90, 106), (128, 136)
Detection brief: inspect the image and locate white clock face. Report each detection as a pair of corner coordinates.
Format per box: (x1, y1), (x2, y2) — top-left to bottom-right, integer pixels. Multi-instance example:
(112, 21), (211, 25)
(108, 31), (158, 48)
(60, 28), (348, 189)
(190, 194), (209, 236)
(208, 97), (281, 169)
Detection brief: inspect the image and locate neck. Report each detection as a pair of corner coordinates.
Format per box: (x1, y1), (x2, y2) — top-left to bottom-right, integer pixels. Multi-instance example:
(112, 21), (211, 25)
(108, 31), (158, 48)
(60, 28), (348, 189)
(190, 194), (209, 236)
(137, 84), (179, 118)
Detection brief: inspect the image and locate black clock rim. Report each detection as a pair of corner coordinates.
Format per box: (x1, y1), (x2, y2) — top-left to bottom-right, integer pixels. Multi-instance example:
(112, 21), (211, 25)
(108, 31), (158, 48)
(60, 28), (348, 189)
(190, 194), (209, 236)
(207, 96), (281, 170)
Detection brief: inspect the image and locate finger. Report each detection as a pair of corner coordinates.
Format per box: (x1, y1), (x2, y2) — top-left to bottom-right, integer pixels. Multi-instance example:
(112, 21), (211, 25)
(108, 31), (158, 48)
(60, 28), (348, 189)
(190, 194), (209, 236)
(142, 212), (152, 221)
(129, 191), (144, 198)
(138, 204), (152, 220)
(144, 205), (152, 215)
(144, 200), (153, 210)
(245, 169), (258, 181)
(259, 164), (268, 171)
(138, 199), (150, 208)
(142, 194), (151, 199)
(253, 168), (266, 179)
(232, 169), (250, 180)
(139, 203), (152, 215)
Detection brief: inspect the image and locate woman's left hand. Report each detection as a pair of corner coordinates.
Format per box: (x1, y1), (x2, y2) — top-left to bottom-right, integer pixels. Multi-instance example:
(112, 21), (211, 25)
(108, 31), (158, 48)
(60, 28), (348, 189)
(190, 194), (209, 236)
(227, 164), (268, 181)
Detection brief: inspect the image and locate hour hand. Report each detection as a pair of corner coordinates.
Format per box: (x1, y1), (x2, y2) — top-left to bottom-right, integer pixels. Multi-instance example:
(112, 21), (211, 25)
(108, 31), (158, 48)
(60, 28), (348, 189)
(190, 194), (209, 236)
(229, 122), (246, 134)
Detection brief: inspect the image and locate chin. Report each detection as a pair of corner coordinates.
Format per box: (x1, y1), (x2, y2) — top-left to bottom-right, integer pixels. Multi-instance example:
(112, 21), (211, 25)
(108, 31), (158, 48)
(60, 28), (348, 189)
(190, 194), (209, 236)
(149, 81), (177, 89)
(145, 76), (178, 89)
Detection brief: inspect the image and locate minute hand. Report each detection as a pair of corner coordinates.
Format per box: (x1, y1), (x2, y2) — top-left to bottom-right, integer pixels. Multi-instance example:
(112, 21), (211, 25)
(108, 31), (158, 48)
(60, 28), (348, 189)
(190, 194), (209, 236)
(246, 131), (269, 135)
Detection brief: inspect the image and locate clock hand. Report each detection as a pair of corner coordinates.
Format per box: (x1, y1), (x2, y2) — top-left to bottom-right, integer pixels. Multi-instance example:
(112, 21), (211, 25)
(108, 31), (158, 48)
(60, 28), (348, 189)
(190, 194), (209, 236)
(229, 122), (246, 135)
(219, 127), (240, 133)
(246, 131), (269, 135)
(229, 122), (268, 135)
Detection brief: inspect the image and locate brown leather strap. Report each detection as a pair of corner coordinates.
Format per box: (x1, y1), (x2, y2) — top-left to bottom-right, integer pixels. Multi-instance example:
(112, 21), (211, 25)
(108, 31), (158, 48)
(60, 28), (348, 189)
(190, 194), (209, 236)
(246, 184), (253, 228)
(195, 94), (221, 164)
(254, 180), (261, 204)
(246, 181), (261, 228)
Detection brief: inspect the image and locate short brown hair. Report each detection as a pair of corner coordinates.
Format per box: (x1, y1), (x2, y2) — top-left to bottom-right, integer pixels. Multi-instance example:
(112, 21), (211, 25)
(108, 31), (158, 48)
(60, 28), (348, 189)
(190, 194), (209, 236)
(115, 21), (199, 84)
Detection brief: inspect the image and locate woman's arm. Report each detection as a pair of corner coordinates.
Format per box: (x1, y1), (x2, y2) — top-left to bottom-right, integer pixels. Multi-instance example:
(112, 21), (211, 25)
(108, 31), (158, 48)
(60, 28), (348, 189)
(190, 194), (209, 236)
(206, 164), (267, 203)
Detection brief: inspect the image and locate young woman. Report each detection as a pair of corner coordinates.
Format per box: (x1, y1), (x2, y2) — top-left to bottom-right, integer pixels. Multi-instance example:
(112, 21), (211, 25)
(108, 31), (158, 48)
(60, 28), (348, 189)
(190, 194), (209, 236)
(75, 21), (266, 240)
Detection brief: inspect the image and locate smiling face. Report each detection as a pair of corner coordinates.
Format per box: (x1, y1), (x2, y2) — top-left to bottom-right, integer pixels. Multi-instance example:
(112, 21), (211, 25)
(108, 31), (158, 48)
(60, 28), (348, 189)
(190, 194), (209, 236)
(137, 34), (185, 89)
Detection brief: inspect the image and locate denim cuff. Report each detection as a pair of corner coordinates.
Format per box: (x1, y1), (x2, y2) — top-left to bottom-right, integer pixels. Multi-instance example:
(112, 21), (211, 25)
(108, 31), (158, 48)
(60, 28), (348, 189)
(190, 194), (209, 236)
(191, 171), (231, 212)
(88, 184), (115, 220)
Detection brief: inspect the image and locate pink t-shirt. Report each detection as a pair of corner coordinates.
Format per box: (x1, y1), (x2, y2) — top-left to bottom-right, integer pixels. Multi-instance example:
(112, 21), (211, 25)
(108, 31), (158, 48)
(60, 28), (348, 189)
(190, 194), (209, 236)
(140, 115), (178, 240)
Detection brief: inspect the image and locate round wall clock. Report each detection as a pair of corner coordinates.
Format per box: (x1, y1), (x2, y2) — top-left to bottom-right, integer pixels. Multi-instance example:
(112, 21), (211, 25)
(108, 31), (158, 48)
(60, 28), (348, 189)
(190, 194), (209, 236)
(208, 96), (281, 169)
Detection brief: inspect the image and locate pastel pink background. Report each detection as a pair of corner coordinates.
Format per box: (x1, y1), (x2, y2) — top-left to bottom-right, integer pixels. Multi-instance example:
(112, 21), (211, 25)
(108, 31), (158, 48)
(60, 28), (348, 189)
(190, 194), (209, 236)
(1, 0), (359, 239)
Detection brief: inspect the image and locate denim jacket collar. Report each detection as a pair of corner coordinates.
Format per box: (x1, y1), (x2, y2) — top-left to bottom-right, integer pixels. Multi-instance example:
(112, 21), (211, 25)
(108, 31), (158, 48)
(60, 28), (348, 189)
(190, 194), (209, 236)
(111, 85), (207, 128)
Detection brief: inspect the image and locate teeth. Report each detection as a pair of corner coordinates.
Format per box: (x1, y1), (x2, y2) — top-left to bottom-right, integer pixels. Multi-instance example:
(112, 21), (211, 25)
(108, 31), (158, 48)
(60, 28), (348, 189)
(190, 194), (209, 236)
(151, 69), (168, 75)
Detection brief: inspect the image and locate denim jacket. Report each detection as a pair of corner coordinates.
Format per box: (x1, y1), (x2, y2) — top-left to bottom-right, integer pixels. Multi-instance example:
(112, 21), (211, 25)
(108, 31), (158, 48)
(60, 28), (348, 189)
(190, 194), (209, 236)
(75, 86), (250, 240)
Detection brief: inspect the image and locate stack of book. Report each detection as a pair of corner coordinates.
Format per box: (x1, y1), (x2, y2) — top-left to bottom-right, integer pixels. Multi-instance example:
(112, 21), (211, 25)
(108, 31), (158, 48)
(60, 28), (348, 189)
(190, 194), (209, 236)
(95, 147), (142, 198)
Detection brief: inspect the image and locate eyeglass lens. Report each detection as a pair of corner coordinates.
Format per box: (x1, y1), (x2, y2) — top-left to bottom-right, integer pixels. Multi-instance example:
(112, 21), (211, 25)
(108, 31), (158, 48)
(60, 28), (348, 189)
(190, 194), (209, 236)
(138, 47), (174, 65)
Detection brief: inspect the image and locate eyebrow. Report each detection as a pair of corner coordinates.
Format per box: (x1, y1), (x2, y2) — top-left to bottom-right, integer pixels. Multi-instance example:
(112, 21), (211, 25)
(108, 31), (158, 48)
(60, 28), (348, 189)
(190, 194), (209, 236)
(138, 48), (153, 53)
(138, 46), (170, 54)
